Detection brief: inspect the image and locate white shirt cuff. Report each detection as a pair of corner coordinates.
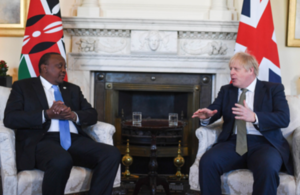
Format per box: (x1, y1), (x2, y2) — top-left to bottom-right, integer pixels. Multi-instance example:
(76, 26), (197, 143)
(253, 113), (259, 126)
(73, 112), (80, 124)
(42, 110), (45, 123)
(200, 117), (211, 126)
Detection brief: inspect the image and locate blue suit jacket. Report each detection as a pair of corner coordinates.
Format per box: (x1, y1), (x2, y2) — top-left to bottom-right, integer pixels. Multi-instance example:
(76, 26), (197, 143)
(207, 79), (293, 175)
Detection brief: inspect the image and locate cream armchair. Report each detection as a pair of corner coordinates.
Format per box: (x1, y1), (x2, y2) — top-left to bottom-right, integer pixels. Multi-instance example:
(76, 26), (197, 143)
(189, 95), (300, 195)
(0, 86), (121, 195)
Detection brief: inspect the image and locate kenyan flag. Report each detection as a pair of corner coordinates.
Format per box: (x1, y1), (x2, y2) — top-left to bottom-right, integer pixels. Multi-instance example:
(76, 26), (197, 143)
(19, 0), (67, 81)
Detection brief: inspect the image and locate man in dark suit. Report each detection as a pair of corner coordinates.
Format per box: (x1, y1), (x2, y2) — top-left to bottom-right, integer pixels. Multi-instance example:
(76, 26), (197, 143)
(4, 53), (121, 195)
(192, 52), (293, 195)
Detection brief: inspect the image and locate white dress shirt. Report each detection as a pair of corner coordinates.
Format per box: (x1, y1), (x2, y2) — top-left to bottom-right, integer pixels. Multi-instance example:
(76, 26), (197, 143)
(40, 76), (79, 134)
(233, 78), (261, 135)
(201, 78), (262, 136)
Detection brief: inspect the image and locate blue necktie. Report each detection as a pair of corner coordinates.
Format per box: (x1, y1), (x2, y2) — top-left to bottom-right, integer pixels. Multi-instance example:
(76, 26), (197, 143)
(52, 85), (71, 150)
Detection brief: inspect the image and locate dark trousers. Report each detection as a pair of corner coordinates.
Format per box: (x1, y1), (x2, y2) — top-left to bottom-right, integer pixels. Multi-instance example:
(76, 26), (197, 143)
(199, 135), (282, 195)
(35, 133), (121, 195)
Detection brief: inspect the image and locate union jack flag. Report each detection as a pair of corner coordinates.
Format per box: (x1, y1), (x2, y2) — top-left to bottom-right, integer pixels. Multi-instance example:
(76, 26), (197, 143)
(18, 0), (67, 81)
(235, 0), (281, 83)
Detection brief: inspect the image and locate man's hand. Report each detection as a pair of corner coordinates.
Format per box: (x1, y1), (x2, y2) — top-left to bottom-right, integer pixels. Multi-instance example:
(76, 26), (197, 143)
(51, 101), (67, 115)
(232, 100), (256, 122)
(192, 108), (218, 119)
(46, 101), (77, 121)
(46, 101), (65, 119)
(59, 108), (77, 121)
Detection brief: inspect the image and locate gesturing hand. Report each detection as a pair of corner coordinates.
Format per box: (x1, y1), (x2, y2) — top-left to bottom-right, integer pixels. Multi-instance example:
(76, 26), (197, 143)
(192, 108), (218, 119)
(232, 100), (256, 122)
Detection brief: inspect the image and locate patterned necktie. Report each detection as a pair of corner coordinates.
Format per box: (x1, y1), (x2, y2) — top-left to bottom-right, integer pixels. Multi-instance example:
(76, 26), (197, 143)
(52, 85), (71, 150)
(235, 88), (248, 156)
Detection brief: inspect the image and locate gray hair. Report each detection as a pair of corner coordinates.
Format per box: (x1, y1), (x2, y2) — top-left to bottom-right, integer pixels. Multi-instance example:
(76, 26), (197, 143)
(229, 52), (259, 76)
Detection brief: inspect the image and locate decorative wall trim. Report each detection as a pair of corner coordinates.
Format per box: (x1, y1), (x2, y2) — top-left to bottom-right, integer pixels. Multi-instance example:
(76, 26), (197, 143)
(131, 30), (178, 54)
(66, 29), (130, 37)
(74, 37), (129, 53)
(180, 40), (228, 56)
(178, 31), (236, 40)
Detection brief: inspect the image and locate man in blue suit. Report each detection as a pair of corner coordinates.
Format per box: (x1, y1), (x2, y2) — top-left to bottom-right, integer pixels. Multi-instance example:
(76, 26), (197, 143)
(192, 52), (293, 195)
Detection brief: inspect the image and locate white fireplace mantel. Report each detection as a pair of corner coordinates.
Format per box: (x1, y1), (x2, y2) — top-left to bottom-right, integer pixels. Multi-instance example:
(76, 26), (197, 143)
(63, 17), (238, 33)
(63, 17), (239, 104)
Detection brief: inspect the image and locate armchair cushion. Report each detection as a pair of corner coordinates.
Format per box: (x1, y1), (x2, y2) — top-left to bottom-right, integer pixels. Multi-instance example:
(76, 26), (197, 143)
(281, 95), (300, 146)
(18, 167), (92, 195)
(224, 170), (295, 195)
(0, 86), (11, 120)
(0, 121), (17, 195)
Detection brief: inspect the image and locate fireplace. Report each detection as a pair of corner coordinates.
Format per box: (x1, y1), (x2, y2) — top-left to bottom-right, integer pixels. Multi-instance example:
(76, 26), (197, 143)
(94, 72), (212, 173)
(64, 17), (237, 174)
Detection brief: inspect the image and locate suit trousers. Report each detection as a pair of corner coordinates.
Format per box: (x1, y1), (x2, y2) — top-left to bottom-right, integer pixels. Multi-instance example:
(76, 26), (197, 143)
(199, 135), (282, 195)
(35, 132), (121, 195)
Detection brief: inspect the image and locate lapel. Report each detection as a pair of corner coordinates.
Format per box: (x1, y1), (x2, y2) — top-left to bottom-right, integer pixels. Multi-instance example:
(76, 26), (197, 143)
(32, 77), (49, 109)
(228, 85), (238, 120)
(254, 79), (265, 112)
(59, 83), (72, 107)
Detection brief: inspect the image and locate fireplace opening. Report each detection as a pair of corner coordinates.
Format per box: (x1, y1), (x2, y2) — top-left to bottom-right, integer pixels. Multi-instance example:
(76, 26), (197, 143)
(119, 91), (188, 121)
(94, 72), (213, 174)
(119, 91), (188, 146)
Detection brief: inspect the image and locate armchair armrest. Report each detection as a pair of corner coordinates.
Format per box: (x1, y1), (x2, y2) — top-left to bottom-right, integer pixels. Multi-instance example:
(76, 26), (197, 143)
(292, 127), (300, 194)
(83, 121), (116, 145)
(189, 120), (222, 191)
(0, 121), (17, 195)
(82, 121), (121, 188)
(194, 120), (223, 162)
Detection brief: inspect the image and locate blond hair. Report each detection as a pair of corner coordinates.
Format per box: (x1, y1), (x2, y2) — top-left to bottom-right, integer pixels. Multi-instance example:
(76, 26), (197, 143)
(229, 52), (259, 76)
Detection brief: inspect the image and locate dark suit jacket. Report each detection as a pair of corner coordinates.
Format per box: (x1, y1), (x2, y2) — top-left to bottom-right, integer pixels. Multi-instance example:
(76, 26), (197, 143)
(207, 79), (293, 175)
(3, 77), (98, 171)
